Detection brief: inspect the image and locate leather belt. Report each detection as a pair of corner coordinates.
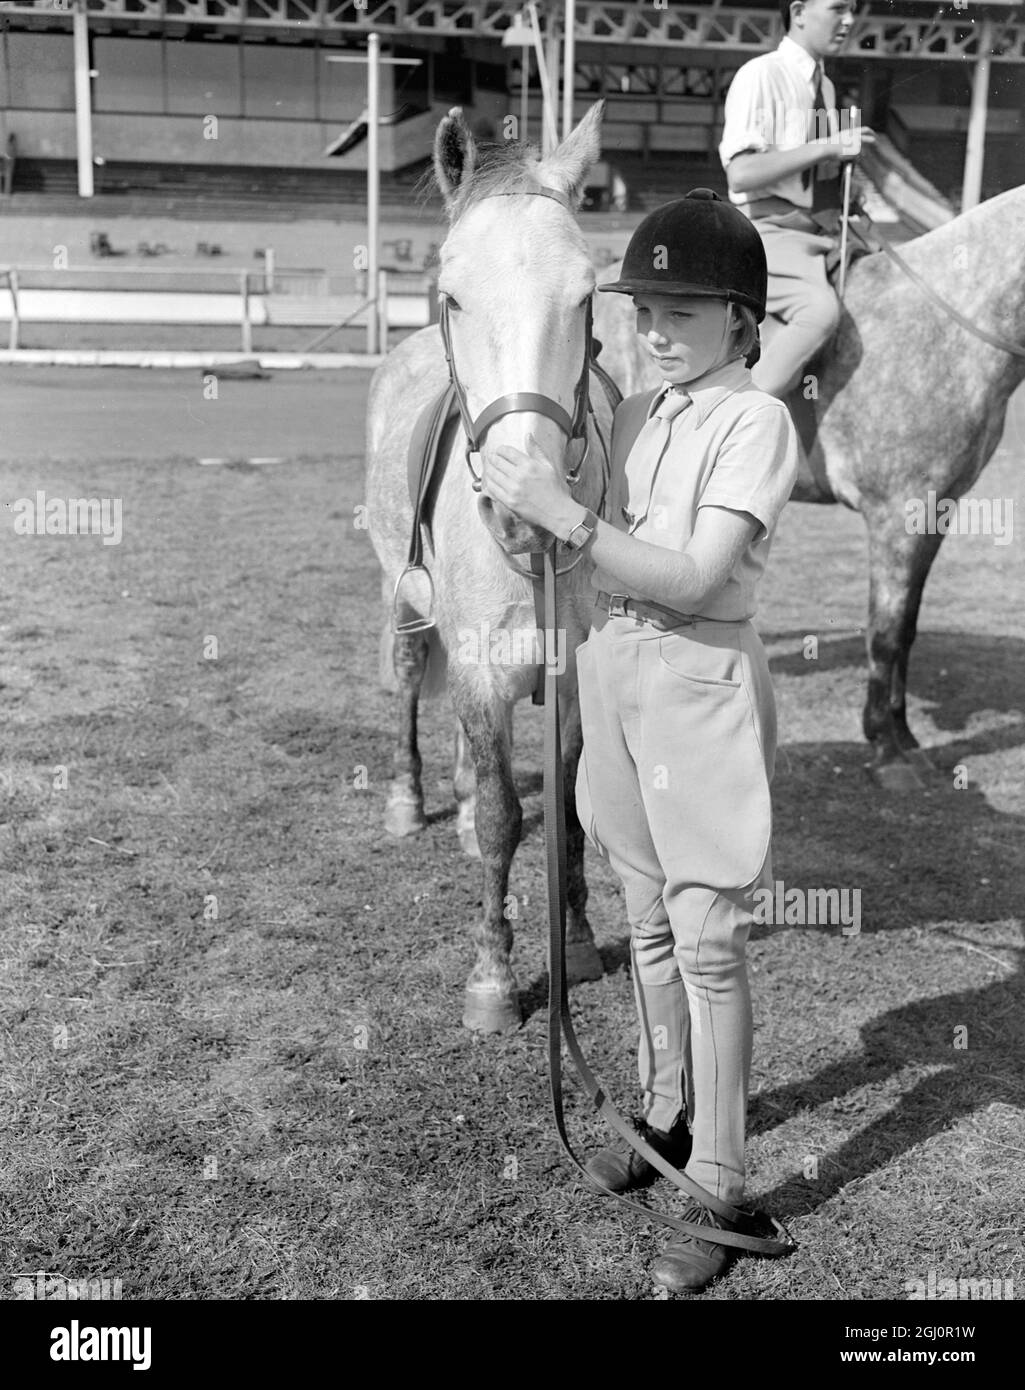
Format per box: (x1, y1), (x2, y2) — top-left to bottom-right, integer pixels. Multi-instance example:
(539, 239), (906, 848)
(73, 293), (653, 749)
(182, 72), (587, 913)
(595, 590), (745, 631)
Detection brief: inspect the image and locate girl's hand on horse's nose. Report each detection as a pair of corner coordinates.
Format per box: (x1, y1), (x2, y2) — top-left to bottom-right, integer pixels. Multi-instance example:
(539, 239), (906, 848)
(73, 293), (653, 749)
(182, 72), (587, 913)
(489, 443), (569, 526)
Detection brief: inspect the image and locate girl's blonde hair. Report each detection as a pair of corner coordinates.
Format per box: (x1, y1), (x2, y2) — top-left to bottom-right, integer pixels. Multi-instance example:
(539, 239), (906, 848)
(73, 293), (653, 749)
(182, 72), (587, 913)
(730, 303), (761, 368)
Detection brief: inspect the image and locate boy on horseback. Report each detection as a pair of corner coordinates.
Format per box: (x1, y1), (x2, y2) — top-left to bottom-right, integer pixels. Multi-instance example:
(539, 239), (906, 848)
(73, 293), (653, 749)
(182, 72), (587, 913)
(719, 0), (875, 397)
(486, 190), (799, 1292)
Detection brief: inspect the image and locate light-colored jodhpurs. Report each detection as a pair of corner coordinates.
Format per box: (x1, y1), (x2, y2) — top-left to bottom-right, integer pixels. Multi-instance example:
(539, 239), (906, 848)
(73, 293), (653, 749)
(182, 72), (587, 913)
(574, 611), (777, 1205)
(751, 209), (841, 398)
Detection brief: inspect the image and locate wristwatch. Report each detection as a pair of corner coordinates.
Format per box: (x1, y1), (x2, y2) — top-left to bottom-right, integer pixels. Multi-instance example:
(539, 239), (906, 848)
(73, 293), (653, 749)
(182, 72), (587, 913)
(564, 507), (599, 551)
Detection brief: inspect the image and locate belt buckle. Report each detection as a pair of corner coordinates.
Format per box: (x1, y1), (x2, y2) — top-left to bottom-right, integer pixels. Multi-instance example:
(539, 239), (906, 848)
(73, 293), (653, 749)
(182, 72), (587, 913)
(607, 593), (630, 618)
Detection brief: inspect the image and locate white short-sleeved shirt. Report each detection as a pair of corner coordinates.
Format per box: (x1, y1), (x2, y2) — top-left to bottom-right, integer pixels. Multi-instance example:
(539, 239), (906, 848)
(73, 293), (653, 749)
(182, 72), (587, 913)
(591, 358), (800, 621)
(718, 34), (837, 209)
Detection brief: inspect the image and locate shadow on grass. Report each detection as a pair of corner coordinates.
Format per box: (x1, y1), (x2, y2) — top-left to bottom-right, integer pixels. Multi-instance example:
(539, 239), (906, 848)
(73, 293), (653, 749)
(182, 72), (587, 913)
(377, 623), (1024, 1225)
(764, 628), (1025, 742)
(510, 632), (1025, 1216)
(750, 932), (1025, 1221)
(518, 936), (633, 1025)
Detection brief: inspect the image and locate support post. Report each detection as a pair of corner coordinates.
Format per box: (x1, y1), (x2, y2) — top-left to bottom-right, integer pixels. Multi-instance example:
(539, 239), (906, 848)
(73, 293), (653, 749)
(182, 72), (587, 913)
(526, 4), (558, 154)
(561, 0), (575, 139)
(8, 268), (20, 350)
(962, 16), (994, 212)
(544, 24), (560, 154)
(378, 269), (389, 355)
(73, 0), (94, 199)
(240, 271), (252, 353)
(367, 31), (380, 355)
(520, 50), (529, 141)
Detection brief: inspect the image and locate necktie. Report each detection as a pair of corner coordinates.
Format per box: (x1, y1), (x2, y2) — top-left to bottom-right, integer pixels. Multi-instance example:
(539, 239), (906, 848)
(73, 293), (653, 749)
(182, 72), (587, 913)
(804, 63), (841, 211)
(621, 389), (691, 533)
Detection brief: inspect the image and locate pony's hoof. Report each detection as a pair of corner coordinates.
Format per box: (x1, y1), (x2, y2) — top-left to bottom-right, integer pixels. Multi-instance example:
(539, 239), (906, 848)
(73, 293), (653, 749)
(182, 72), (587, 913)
(384, 799), (428, 836)
(462, 990), (521, 1033)
(874, 757), (926, 793)
(565, 940), (604, 983)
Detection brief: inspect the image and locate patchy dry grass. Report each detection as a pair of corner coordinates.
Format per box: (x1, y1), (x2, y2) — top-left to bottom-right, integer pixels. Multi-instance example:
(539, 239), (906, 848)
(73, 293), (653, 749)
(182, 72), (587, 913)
(1, 371), (1022, 1302)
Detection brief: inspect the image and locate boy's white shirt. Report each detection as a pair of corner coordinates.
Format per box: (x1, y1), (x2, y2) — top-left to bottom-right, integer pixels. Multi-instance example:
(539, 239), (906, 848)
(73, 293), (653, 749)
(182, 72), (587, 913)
(719, 34), (838, 209)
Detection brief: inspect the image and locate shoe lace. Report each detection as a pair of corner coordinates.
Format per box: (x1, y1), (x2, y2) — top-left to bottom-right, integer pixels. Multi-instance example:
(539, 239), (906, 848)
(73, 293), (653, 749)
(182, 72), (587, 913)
(678, 1201), (720, 1230)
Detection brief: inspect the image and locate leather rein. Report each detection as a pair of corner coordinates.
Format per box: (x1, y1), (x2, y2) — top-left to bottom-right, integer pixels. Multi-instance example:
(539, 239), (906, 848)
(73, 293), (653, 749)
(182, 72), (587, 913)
(878, 236), (1025, 360)
(435, 184), (794, 1259)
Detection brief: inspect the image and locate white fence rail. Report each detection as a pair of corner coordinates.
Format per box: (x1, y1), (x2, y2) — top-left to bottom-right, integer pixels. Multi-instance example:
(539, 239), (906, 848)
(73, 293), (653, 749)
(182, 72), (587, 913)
(0, 263), (432, 350)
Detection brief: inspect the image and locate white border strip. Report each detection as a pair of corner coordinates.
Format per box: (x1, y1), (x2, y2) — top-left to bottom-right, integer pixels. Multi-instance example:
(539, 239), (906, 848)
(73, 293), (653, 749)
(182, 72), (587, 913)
(0, 350), (386, 370)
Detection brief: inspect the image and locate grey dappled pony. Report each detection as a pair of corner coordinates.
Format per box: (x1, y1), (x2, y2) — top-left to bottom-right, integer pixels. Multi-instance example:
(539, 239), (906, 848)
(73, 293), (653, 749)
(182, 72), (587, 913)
(366, 103), (614, 1032)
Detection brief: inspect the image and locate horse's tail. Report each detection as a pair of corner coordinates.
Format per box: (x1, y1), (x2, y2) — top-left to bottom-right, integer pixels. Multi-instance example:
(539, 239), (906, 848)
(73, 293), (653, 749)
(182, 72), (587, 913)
(378, 622), (448, 701)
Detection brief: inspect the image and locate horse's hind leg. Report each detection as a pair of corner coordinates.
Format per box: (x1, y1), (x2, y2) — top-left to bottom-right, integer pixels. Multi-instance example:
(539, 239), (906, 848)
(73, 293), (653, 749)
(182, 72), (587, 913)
(863, 520), (944, 789)
(455, 690), (522, 1032)
(384, 628), (430, 836)
(890, 532), (945, 774)
(560, 689), (603, 983)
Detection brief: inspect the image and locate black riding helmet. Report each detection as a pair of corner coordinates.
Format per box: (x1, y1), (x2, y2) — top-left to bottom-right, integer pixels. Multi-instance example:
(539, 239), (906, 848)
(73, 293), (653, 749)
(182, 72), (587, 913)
(598, 188), (768, 322)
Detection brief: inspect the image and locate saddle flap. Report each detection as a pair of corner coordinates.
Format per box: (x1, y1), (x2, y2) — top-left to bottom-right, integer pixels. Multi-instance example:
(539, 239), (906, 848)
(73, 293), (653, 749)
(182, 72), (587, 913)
(405, 383), (461, 559)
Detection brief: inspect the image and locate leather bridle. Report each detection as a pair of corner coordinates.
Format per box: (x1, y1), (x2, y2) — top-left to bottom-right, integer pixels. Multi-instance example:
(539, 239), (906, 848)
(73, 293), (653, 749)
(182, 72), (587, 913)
(439, 290), (593, 491)
(437, 185), (606, 578)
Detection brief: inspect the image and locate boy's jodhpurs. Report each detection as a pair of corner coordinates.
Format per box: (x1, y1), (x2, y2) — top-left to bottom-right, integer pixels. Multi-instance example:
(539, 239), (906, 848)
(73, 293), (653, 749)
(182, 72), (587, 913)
(574, 610), (777, 1206)
(747, 208), (841, 399)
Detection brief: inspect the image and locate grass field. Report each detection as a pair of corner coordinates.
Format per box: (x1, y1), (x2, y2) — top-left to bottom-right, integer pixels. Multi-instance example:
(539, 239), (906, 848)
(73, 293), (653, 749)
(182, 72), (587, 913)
(1, 367), (1023, 1303)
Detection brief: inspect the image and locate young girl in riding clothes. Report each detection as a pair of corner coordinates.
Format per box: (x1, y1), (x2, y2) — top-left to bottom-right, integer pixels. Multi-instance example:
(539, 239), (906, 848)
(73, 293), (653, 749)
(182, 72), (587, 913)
(484, 190), (799, 1293)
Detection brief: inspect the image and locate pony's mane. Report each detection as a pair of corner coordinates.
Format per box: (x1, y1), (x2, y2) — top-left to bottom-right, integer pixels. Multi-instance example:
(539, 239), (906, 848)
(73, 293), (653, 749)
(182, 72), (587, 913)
(420, 139), (551, 221)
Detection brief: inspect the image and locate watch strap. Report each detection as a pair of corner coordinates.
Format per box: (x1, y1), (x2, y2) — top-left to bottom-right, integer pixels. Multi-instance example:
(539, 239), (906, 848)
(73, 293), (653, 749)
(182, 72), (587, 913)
(566, 507), (599, 549)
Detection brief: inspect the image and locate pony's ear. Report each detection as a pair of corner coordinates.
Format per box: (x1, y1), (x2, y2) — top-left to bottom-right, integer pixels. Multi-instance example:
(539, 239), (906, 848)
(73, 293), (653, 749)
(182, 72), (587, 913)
(538, 100), (604, 205)
(434, 107), (477, 218)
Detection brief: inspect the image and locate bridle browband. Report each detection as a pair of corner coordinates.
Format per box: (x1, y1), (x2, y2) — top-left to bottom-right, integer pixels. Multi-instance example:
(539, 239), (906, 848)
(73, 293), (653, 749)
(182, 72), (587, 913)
(437, 185), (602, 577)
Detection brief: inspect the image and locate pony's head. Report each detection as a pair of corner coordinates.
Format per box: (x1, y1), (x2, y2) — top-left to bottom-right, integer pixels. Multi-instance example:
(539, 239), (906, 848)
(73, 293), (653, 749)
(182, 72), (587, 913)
(433, 102), (604, 553)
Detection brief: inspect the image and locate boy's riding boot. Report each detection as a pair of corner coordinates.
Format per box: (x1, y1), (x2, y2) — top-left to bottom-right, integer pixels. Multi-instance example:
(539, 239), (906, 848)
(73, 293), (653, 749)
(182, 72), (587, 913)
(652, 1202), (741, 1293)
(584, 1113), (692, 1194)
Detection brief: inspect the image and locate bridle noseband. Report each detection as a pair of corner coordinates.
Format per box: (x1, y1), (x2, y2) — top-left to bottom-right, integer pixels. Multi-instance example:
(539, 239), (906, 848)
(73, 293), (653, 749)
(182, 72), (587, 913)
(437, 185), (597, 530)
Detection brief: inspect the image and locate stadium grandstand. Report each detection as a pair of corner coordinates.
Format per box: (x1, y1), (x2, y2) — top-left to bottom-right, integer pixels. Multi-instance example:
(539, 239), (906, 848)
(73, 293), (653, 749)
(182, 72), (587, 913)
(1, 1), (1022, 353)
(1, 1), (1023, 210)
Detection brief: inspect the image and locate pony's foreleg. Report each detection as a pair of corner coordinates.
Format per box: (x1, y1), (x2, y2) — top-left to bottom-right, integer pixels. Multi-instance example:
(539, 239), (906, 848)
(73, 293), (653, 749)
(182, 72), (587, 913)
(455, 694), (522, 1033)
(558, 688), (604, 984)
(383, 628), (430, 836)
(453, 703), (512, 859)
(863, 521), (944, 788)
(453, 721), (478, 858)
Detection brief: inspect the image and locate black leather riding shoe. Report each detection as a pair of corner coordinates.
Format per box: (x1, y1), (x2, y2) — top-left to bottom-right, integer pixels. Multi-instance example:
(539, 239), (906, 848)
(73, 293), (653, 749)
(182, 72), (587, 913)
(584, 1114), (692, 1194)
(652, 1202), (740, 1293)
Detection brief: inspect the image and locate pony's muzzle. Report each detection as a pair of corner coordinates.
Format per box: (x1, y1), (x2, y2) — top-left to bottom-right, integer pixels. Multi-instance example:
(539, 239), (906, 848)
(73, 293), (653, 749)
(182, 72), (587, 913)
(477, 492), (553, 553)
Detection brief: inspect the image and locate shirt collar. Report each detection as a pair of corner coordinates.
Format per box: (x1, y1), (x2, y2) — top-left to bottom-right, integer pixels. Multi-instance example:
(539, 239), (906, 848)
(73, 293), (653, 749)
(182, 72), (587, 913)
(778, 33), (820, 87)
(648, 357), (752, 429)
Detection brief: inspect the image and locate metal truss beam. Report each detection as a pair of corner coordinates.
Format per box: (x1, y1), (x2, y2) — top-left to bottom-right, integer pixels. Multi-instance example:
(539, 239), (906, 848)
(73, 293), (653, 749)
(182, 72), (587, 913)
(2, 1), (1024, 62)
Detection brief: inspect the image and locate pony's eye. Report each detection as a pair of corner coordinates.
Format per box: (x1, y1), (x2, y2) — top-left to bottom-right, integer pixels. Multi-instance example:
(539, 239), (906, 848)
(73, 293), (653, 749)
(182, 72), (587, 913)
(442, 293), (462, 312)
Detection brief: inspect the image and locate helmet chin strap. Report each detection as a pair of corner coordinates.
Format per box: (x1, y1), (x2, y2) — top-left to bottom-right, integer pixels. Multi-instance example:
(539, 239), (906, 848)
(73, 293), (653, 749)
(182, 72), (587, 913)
(676, 301), (744, 389)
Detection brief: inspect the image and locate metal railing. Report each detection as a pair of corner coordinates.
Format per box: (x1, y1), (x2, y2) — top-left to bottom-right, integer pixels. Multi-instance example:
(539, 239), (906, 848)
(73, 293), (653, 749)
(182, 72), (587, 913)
(0, 260), (433, 351)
